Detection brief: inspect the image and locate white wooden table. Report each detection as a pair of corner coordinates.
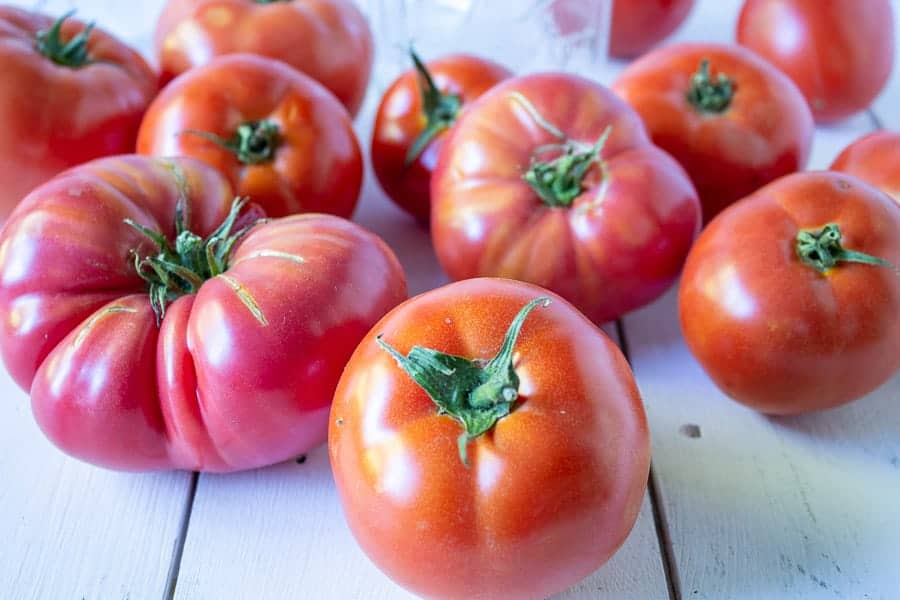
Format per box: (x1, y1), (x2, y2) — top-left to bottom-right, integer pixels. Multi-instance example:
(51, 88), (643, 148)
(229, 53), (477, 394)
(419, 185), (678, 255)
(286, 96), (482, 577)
(2, 1), (899, 598)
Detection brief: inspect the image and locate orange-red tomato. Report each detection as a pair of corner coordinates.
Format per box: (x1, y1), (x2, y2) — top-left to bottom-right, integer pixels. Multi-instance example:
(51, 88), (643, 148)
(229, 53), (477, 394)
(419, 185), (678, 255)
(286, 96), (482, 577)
(737, 0), (894, 124)
(371, 53), (510, 223)
(831, 131), (900, 205)
(0, 8), (156, 220)
(155, 0), (373, 116)
(613, 43), (814, 224)
(679, 172), (900, 414)
(0, 155), (407, 471)
(610, 0), (694, 57)
(431, 73), (701, 325)
(138, 54), (363, 220)
(329, 278), (649, 600)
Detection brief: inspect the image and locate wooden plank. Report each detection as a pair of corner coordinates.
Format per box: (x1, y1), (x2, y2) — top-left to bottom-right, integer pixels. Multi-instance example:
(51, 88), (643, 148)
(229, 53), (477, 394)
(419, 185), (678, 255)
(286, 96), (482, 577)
(0, 366), (194, 600)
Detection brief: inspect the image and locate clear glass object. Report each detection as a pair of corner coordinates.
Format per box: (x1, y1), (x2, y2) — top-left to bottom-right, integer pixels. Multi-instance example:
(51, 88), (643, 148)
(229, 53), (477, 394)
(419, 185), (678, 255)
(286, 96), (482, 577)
(361, 0), (613, 89)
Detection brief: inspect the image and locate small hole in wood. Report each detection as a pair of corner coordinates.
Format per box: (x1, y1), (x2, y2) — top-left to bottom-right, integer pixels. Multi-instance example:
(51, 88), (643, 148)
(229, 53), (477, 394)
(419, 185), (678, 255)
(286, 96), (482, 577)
(679, 423), (702, 439)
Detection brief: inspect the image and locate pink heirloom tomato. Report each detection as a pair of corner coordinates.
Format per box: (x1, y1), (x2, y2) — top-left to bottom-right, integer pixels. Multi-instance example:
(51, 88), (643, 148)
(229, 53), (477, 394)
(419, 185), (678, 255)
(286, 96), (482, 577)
(0, 155), (407, 471)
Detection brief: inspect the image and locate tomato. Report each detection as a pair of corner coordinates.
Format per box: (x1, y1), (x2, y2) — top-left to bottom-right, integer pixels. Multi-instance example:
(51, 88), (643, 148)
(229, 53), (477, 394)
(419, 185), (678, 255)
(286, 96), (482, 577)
(613, 43), (813, 225)
(155, 0), (373, 117)
(329, 277), (649, 600)
(679, 172), (900, 415)
(430, 73), (701, 325)
(0, 8), (156, 220)
(831, 131), (900, 205)
(371, 52), (510, 223)
(0, 155), (407, 472)
(610, 0), (694, 58)
(737, 0), (895, 124)
(138, 54), (363, 220)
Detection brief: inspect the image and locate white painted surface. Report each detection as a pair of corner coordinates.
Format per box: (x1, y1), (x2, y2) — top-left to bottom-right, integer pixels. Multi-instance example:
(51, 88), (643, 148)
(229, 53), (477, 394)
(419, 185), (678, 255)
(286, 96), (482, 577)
(1, 0), (899, 599)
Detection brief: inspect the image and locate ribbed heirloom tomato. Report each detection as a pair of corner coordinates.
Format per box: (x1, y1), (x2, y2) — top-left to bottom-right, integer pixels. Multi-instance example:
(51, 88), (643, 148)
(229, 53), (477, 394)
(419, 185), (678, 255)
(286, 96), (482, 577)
(613, 43), (814, 223)
(0, 155), (407, 471)
(371, 52), (510, 222)
(0, 8), (156, 219)
(430, 73), (701, 324)
(737, 0), (895, 124)
(138, 54), (363, 219)
(155, 0), (373, 116)
(831, 132), (900, 205)
(679, 172), (900, 414)
(329, 278), (650, 600)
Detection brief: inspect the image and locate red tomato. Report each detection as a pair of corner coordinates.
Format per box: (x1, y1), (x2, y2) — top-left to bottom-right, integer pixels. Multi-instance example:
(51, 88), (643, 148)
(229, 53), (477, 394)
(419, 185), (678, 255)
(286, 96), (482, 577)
(0, 8), (156, 220)
(138, 54), (363, 220)
(610, 0), (694, 58)
(0, 155), (407, 472)
(329, 277), (649, 600)
(430, 73), (701, 325)
(679, 172), (900, 414)
(831, 131), (900, 205)
(155, 0), (373, 116)
(613, 43), (814, 224)
(737, 0), (895, 124)
(371, 52), (510, 223)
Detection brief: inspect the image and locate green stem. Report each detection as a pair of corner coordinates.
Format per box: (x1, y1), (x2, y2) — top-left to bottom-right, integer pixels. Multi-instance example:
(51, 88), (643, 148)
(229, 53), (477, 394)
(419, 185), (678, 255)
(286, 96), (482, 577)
(404, 48), (462, 166)
(378, 297), (551, 467)
(686, 59), (734, 113)
(796, 223), (898, 274)
(511, 92), (610, 207)
(181, 120), (281, 165)
(35, 10), (95, 68)
(125, 198), (261, 323)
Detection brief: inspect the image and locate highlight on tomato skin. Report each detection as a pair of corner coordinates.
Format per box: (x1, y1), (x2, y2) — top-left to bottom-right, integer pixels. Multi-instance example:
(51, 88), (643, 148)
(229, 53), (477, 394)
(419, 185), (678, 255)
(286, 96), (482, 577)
(0, 7), (158, 221)
(371, 50), (511, 224)
(736, 0), (895, 124)
(0, 154), (408, 473)
(329, 277), (650, 600)
(154, 0), (374, 117)
(430, 72), (702, 326)
(831, 131), (900, 206)
(678, 171), (900, 415)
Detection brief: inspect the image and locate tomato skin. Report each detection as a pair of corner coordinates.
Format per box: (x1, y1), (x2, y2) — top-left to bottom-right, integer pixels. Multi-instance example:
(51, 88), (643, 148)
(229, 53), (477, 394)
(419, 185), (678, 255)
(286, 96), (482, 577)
(371, 54), (511, 223)
(737, 0), (894, 124)
(613, 43), (814, 224)
(329, 277), (649, 600)
(430, 73), (701, 324)
(679, 172), (900, 415)
(831, 131), (900, 205)
(0, 8), (156, 220)
(138, 54), (363, 220)
(0, 155), (407, 471)
(610, 0), (694, 58)
(155, 0), (373, 117)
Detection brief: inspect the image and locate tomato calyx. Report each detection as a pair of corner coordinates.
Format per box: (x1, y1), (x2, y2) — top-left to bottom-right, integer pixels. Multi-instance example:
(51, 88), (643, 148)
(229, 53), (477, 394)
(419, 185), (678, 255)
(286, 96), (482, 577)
(377, 297), (551, 467)
(124, 198), (260, 323)
(181, 120), (282, 166)
(796, 223), (898, 274)
(35, 10), (95, 68)
(405, 49), (462, 167)
(687, 59), (734, 113)
(512, 92), (610, 208)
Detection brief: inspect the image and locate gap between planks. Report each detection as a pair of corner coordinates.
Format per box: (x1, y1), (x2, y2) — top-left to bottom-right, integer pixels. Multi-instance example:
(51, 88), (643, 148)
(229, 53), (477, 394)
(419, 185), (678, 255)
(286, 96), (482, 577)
(165, 472), (200, 600)
(616, 319), (680, 600)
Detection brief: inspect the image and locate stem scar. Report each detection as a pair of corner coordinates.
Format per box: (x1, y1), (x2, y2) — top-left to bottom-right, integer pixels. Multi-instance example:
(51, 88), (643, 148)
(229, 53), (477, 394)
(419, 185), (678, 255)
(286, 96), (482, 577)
(217, 274), (268, 326)
(74, 305), (138, 348)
